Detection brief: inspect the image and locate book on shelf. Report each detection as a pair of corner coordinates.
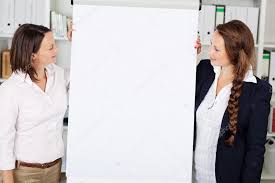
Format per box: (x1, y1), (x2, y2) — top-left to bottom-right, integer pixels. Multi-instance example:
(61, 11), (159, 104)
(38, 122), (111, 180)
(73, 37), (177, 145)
(50, 11), (70, 39)
(1, 49), (12, 79)
(0, 51), (2, 78)
(269, 109), (275, 133)
(269, 100), (275, 133)
(269, 51), (275, 92)
(261, 50), (270, 81)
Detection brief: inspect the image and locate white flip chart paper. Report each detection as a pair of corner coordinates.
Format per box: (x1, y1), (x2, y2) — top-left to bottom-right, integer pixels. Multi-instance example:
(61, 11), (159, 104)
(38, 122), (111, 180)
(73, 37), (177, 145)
(67, 2), (198, 183)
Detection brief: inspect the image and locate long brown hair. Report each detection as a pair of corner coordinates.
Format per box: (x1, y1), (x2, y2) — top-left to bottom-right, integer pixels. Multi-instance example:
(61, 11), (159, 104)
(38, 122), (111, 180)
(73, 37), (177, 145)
(216, 20), (256, 146)
(10, 24), (51, 81)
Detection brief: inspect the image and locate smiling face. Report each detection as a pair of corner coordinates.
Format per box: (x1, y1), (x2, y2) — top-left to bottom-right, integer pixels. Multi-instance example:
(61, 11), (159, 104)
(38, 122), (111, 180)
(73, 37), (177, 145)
(208, 31), (232, 67)
(32, 32), (58, 67)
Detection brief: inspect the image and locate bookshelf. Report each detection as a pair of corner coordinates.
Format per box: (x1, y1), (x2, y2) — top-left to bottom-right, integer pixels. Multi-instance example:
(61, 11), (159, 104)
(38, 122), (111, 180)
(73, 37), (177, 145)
(0, 34), (68, 41)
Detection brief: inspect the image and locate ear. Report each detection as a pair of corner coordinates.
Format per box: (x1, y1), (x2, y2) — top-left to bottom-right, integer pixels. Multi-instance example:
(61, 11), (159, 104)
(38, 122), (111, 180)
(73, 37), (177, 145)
(31, 53), (38, 61)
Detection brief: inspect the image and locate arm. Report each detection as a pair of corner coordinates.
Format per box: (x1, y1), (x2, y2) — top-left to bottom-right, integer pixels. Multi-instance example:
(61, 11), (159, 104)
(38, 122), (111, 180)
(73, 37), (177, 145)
(2, 170), (14, 183)
(195, 59), (212, 97)
(241, 81), (272, 183)
(0, 86), (18, 182)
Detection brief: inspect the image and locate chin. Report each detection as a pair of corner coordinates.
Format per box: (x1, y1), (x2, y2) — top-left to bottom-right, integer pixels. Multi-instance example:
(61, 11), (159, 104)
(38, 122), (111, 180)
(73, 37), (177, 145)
(210, 59), (225, 67)
(210, 59), (219, 66)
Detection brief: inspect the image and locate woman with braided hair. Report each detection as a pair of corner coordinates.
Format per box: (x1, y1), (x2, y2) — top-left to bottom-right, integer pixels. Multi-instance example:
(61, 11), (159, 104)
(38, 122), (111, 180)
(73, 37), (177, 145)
(193, 20), (272, 183)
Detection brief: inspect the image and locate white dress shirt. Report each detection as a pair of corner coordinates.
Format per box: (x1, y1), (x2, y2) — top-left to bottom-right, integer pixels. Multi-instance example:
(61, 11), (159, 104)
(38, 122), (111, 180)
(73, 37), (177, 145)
(193, 65), (257, 183)
(0, 64), (68, 170)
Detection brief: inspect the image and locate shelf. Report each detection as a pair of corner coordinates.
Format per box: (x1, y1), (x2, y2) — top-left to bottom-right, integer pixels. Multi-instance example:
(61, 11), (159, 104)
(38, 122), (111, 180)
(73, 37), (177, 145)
(0, 34), (67, 41)
(202, 43), (259, 47)
(0, 33), (13, 39)
(261, 168), (275, 180)
(264, 44), (275, 49)
(54, 36), (68, 41)
(267, 133), (275, 137)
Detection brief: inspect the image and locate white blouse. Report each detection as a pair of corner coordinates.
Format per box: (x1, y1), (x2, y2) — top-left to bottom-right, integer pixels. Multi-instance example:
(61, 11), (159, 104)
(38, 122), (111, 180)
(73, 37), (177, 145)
(0, 64), (69, 170)
(193, 65), (257, 183)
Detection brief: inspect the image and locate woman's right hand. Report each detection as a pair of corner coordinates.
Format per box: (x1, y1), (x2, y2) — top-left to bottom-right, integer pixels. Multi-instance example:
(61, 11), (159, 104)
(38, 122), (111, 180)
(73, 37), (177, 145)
(194, 36), (201, 55)
(3, 170), (14, 183)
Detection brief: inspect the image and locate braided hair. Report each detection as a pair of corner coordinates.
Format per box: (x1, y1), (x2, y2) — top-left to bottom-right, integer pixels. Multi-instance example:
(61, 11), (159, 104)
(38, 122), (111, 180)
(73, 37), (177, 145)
(216, 20), (256, 146)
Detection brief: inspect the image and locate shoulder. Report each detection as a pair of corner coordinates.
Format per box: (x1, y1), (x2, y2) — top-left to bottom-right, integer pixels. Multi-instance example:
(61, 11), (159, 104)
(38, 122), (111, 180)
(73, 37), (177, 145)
(0, 75), (19, 100)
(0, 77), (19, 112)
(254, 77), (272, 101)
(244, 77), (272, 104)
(197, 59), (212, 69)
(252, 78), (272, 96)
(196, 59), (214, 81)
(197, 59), (214, 74)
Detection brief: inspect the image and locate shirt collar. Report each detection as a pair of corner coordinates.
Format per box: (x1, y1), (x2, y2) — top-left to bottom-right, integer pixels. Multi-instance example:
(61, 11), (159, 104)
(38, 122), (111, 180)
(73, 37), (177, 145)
(12, 70), (33, 85)
(213, 65), (257, 84)
(12, 64), (55, 84)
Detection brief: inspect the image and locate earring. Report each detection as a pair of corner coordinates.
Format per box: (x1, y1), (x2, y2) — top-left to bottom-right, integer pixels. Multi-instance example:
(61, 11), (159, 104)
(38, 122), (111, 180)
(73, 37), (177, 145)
(24, 64), (32, 72)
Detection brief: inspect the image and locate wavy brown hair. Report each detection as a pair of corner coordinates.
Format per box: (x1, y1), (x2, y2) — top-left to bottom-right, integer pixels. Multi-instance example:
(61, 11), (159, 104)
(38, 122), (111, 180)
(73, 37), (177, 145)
(10, 24), (51, 82)
(216, 20), (256, 146)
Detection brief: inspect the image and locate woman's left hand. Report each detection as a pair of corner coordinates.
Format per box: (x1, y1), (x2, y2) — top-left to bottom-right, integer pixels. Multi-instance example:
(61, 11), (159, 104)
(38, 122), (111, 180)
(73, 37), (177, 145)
(67, 18), (74, 41)
(194, 36), (201, 55)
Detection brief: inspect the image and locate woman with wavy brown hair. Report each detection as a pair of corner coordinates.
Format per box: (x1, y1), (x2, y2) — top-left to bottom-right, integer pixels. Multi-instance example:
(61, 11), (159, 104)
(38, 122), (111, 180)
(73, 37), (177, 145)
(193, 20), (272, 183)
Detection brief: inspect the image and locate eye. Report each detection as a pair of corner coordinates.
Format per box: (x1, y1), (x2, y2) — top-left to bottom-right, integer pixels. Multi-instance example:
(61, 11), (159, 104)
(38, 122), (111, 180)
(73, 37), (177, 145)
(49, 44), (55, 50)
(214, 46), (219, 52)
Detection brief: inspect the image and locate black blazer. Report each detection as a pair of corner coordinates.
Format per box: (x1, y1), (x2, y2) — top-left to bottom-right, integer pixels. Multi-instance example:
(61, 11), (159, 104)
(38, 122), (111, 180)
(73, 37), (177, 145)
(194, 60), (272, 183)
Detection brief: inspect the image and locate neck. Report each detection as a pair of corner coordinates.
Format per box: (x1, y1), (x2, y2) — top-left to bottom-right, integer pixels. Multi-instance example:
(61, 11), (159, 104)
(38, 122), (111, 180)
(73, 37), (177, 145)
(220, 64), (234, 79)
(33, 65), (46, 81)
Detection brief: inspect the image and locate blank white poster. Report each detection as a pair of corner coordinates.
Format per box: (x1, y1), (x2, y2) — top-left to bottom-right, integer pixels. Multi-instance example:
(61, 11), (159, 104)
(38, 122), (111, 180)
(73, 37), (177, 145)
(67, 3), (198, 183)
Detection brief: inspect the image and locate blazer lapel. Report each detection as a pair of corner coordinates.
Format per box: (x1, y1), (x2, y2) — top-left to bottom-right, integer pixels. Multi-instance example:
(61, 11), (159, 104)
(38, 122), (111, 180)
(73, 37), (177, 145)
(219, 109), (229, 141)
(195, 73), (215, 111)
